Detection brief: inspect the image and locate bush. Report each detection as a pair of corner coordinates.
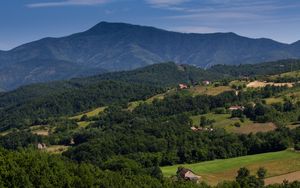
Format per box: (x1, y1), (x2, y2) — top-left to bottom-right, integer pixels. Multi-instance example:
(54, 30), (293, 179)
(295, 143), (300, 151)
(214, 107), (227, 114)
(231, 110), (243, 118)
(234, 122), (241, 127)
(80, 114), (88, 121)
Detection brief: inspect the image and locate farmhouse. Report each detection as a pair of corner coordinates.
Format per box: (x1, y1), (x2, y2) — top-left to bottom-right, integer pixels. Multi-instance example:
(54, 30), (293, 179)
(191, 126), (214, 132)
(228, 105), (245, 111)
(37, 143), (47, 150)
(177, 167), (202, 183)
(179, 83), (188, 89)
(203, 80), (210, 85)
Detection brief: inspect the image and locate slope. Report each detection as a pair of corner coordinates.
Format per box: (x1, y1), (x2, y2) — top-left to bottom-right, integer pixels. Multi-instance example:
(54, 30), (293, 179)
(0, 62), (221, 130)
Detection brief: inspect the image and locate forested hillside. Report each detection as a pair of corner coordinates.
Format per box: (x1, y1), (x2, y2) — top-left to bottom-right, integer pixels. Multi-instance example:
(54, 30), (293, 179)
(0, 62), (224, 131)
(210, 59), (300, 77)
(2, 60), (300, 187)
(2, 60), (300, 131)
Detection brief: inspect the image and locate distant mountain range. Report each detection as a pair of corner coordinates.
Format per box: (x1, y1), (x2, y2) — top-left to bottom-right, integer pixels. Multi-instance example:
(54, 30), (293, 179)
(1, 21), (300, 90)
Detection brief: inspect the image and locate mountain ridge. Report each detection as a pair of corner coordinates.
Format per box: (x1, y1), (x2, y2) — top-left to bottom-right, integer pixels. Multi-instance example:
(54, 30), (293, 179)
(1, 21), (300, 90)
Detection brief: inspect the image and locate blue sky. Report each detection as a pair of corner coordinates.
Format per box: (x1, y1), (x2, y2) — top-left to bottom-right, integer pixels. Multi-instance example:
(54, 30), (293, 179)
(1, 0), (300, 50)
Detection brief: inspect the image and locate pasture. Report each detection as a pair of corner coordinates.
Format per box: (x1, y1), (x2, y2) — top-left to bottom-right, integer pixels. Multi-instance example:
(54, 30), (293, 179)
(190, 113), (275, 134)
(161, 150), (300, 185)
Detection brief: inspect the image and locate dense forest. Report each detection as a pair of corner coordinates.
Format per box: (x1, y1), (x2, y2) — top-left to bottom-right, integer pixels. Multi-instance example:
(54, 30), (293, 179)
(210, 59), (300, 77)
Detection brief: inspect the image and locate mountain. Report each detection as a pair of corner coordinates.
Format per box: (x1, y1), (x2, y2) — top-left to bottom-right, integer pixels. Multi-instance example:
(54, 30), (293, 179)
(1, 21), (300, 90)
(292, 40), (300, 49)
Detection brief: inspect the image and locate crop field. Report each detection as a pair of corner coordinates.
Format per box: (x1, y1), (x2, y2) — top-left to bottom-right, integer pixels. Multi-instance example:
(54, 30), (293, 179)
(161, 150), (300, 185)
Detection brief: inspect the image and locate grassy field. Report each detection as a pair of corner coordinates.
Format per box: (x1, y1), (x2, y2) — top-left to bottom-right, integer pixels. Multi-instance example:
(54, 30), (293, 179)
(265, 97), (284, 104)
(127, 100), (143, 111)
(70, 107), (106, 120)
(270, 70), (300, 80)
(45, 145), (69, 154)
(77, 121), (94, 128)
(191, 113), (276, 134)
(30, 125), (50, 136)
(161, 150), (300, 185)
(188, 85), (233, 96)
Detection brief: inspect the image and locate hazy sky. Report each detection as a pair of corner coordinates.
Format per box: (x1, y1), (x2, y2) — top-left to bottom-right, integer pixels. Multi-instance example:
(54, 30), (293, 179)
(1, 0), (300, 50)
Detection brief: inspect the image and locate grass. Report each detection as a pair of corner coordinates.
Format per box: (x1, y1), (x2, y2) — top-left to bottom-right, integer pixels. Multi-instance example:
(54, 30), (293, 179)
(188, 85), (233, 96)
(30, 125), (50, 136)
(127, 92), (168, 111)
(45, 145), (69, 154)
(270, 70), (300, 80)
(77, 121), (94, 128)
(190, 113), (276, 134)
(265, 88), (300, 105)
(127, 100), (143, 111)
(231, 123), (276, 134)
(191, 113), (251, 131)
(146, 93), (166, 103)
(161, 150), (300, 185)
(70, 107), (106, 120)
(265, 97), (284, 104)
(0, 130), (11, 136)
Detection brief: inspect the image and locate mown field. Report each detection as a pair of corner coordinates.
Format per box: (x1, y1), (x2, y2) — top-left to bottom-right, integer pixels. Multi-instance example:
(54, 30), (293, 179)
(161, 150), (300, 185)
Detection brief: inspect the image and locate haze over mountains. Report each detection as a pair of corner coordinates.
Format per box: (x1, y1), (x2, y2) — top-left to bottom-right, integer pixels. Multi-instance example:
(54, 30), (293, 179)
(1, 21), (300, 91)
